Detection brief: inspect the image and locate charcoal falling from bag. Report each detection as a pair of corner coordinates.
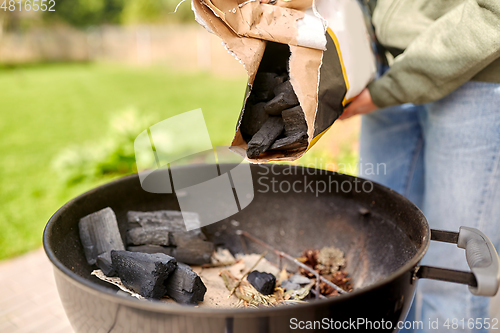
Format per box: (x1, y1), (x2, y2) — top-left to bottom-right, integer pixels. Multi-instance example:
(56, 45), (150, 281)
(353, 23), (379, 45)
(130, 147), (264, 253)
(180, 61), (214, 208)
(272, 80), (295, 98)
(282, 105), (308, 136)
(247, 271), (276, 295)
(269, 132), (308, 151)
(164, 263), (207, 305)
(239, 102), (269, 140)
(264, 91), (300, 116)
(246, 117), (285, 159)
(111, 250), (177, 299)
(79, 207), (125, 267)
(251, 72), (286, 102)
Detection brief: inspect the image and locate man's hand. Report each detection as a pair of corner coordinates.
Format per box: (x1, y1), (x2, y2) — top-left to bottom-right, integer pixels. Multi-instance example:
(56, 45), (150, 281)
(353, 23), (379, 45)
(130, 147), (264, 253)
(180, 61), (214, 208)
(339, 88), (378, 120)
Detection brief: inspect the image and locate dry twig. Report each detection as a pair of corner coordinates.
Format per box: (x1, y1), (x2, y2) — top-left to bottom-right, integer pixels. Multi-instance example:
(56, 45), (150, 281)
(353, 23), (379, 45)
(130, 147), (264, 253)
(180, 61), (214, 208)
(228, 251), (267, 297)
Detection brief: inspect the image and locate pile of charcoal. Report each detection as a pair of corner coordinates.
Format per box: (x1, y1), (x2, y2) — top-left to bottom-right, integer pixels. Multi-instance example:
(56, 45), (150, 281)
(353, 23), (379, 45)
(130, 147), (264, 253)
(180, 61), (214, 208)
(79, 207), (353, 308)
(79, 208), (210, 305)
(240, 70), (309, 159)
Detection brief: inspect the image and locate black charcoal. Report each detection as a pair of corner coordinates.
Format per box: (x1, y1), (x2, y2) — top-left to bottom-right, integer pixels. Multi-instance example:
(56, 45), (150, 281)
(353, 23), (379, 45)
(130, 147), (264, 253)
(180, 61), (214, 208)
(96, 252), (116, 277)
(79, 207), (125, 266)
(240, 102), (269, 139)
(128, 241), (213, 266)
(165, 263), (207, 305)
(252, 72), (285, 102)
(246, 117), (284, 159)
(126, 210), (214, 265)
(127, 211), (201, 231)
(126, 210), (206, 247)
(111, 250), (177, 299)
(126, 227), (170, 246)
(269, 132), (308, 151)
(172, 238), (214, 265)
(247, 271), (276, 295)
(282, 106), (308, 136)
(273, 80), (294, 97)
(264, 86), (300, 116)
(127, 245), (174, 256)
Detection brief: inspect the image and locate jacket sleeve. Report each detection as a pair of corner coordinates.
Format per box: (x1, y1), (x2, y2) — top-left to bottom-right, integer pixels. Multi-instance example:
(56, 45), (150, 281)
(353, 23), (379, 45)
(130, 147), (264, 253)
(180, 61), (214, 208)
(368, 0), (500, 108)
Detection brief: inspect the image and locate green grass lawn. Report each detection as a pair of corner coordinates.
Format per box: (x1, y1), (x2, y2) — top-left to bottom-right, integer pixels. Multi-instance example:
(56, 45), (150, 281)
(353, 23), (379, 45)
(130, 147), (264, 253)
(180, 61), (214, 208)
(0, 63), (248, 260)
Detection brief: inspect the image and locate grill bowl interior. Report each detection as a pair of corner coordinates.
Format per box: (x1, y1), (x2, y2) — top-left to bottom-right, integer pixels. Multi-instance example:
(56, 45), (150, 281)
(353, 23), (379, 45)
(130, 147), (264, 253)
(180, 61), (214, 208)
(45, 164), (428, 296)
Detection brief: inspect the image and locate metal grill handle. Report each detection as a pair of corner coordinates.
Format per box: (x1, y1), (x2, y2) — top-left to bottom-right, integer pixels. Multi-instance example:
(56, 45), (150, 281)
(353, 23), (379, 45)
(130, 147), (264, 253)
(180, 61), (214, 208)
(416, 227), (500, 297)
(457, 227), (500, 296)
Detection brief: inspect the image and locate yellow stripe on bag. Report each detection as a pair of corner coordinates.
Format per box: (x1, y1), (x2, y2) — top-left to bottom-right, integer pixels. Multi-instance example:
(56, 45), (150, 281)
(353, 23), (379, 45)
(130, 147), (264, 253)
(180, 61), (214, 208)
(306, 123), (333, 152)
(306, 28), (350, 152)
(326, 27), (349, 106)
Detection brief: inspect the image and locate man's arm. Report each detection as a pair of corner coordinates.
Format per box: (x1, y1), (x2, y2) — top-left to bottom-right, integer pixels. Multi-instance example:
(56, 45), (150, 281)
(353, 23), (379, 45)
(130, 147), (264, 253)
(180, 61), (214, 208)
(369, 0), (500, 108)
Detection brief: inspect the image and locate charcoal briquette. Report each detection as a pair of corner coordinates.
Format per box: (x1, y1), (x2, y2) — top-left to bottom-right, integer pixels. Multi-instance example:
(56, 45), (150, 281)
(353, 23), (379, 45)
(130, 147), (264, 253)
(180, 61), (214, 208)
(165, 263), (207, 305)
(247, 270), (276, 295)
(240, 102), (269, 139)
(126, 210), (206, 247)
(251, 72), (285, 102)
(111, 250), (177, 299)
(269, 132), (308, 151)
(273, 80), (294, 97)
(264, 85), (299, 116)
(127, 242), (213, 266)
(126, 227), (170, 246)
(79, 207), (125, 266)
(172, 237), (214, 265)
(126, 211), (213, 265)
(96, 252), (116, 277)
(127, 245), (174, 256)
(282, 105), (308, 136)
(246, 117), (284, 159)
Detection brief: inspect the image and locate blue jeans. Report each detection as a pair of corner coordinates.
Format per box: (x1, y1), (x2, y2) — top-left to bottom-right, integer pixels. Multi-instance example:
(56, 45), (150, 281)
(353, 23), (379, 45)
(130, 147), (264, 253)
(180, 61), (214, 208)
(359, 81), (500, 333)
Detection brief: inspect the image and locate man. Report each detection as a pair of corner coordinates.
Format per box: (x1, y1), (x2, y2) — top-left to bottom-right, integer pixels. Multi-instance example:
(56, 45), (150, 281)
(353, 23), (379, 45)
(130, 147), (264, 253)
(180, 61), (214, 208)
(342, 0), (500, 332)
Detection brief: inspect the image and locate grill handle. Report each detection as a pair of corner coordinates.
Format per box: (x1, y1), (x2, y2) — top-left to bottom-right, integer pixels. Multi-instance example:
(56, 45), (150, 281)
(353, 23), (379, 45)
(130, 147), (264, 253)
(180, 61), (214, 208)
(416, 227), (500, 296)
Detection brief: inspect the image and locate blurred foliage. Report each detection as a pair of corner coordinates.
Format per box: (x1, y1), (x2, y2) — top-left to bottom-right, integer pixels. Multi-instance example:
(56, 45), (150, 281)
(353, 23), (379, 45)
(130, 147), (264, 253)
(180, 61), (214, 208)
(0, 62), (360, 261)
(121, 0), (194, 24)
(46, 0), (125, 27)
(0, 63), (246, 260)
(44, 0), (194, 27)
(0, 5), (42, 32)
(52, 109), (157, 184)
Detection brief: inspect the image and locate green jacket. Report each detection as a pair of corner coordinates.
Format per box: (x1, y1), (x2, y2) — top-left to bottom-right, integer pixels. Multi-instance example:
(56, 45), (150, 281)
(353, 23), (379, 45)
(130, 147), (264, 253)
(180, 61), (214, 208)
(368, 0), (500, 108)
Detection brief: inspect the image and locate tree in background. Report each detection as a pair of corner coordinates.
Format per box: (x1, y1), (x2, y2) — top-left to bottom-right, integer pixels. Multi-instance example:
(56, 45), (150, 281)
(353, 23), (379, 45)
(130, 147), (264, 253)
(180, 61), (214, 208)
(45, 0), (125, 27)
(45, 0), (194, 27)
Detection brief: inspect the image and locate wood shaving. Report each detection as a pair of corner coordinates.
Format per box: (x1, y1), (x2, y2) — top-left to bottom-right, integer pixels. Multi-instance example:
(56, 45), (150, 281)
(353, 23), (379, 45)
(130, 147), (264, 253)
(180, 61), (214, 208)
(91, 270), (144, 299)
